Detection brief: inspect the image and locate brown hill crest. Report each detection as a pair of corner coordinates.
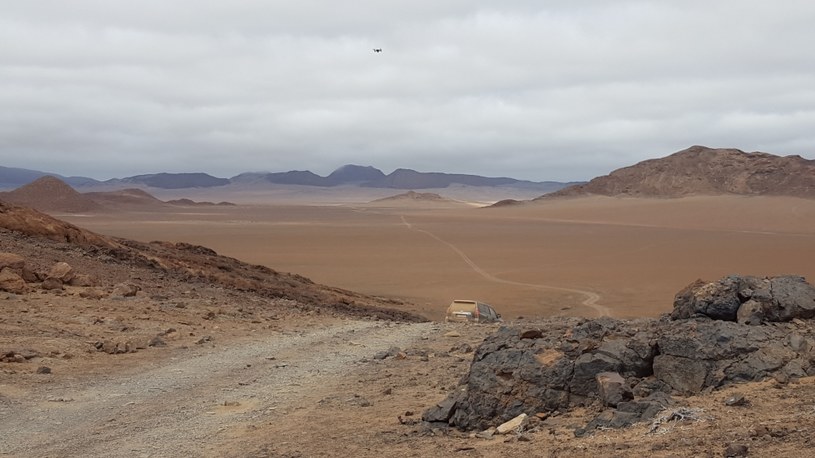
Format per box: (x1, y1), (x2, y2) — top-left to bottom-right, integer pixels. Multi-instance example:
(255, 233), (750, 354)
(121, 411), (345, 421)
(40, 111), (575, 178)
(542, 145), (815, 199)
(0, 176), (102, 213)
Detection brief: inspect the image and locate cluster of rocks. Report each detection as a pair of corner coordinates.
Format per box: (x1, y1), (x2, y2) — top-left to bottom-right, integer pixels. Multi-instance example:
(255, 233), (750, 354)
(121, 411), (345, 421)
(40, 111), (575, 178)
(1, 348), (39, 363)
(0, 251), (139, 299)
(424, 275), (815, 435)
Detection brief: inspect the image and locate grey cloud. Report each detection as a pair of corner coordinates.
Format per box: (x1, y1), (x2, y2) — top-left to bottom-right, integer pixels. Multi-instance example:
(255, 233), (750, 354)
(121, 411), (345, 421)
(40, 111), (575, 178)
(1, 1), (814, 181)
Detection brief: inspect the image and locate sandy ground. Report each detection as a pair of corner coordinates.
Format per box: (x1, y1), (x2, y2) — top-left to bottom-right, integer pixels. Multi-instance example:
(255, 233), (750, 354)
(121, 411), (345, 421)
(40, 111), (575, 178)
(61, 195), (815, 321)
(4, 193), (815, 457)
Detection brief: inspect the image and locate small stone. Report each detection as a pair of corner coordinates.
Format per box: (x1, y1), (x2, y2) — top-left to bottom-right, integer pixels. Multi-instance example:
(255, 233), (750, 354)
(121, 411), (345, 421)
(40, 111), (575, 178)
(68, 274), (95, 287)
(36, 366), (52, 374)
(41, 277), (64, 291)
(724, 443), (749, 457)
(444, 331), (461, 338)
(496, 413), (527, 434)
(112, 283), (140, 297)
(520, 329), (542, 339)
(724, 394), (748, 407)
(475, 427), (496, 439)
(148, 336), (167, 347)
(79, 288), (108, 299)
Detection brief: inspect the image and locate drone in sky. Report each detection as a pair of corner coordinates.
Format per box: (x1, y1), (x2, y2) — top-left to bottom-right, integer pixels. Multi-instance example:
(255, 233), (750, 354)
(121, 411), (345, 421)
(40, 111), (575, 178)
(373, 48), (382, 53)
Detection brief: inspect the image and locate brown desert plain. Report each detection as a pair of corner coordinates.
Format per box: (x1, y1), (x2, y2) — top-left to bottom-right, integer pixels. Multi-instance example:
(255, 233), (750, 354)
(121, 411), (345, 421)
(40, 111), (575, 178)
(4, 177), (815, 458)
(60, 193), (815, 321)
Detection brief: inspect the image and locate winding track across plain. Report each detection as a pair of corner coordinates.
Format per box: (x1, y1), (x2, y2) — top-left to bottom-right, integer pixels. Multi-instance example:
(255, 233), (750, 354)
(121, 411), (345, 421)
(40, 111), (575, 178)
(400, 215), (610, 317)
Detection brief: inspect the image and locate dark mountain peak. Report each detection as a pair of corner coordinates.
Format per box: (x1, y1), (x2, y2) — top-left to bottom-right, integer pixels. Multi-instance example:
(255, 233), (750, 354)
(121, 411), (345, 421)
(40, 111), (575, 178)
(326, 165), (386, 184)
(542, 145), (815, 199)
(263, 170), (328, 186)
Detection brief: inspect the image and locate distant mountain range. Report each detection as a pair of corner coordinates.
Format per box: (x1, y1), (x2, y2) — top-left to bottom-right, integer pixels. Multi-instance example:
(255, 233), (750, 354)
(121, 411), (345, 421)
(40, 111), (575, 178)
(0, 164), (575, 191)
(540, 145), (815, 199)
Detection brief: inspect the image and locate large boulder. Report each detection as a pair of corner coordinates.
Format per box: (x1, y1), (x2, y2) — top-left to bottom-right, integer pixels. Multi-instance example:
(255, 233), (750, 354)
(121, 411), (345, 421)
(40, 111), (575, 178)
(0, 253), (25, 275)
(47, 262), (75, 284)
(0, 252), (37, 282)
(0, 267), (27, 294)
(672, 275), (815, 323)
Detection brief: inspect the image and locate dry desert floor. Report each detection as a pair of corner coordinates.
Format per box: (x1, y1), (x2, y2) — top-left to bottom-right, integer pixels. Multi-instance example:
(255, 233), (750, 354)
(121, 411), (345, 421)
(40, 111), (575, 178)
(61, 195), (815, 321)
(5, 193), (815, 457)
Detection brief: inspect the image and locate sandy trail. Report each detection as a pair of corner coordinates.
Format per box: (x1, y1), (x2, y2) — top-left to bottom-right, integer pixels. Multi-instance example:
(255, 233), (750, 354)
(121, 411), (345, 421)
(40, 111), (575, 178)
(0, 320), (436, 458)
(401, 215), (610, 317)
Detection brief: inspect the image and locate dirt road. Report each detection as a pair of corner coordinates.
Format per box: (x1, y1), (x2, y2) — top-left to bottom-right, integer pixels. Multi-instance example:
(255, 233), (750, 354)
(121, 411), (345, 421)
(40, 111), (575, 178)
(400, 216), (611, 317)
(0, 320), (437, 457)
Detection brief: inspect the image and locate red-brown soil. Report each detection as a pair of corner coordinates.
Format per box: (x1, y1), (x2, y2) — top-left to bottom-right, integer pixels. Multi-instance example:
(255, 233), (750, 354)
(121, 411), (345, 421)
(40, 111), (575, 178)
(60, 195), (815, 321)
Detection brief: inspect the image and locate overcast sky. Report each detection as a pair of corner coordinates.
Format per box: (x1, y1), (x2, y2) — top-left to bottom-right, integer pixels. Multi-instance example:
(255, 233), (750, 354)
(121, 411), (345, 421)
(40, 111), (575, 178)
(2, 1), (814, 181)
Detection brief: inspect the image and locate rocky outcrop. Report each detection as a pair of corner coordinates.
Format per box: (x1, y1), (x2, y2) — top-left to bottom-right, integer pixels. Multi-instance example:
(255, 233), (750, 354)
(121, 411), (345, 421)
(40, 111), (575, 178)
(672, 275), (815, 323)
(426, 275), (815, 434)
(0, 255), (98, 295)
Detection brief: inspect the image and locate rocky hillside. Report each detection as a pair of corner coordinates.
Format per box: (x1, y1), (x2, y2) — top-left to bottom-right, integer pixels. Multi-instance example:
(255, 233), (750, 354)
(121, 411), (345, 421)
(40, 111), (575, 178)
(0, 199), (425, 321)
(426, 274), (815, 436)
(542, 146), (815, 198)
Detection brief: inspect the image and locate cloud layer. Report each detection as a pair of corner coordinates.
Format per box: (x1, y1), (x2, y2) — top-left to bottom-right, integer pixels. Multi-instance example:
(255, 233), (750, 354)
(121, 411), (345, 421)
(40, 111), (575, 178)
(2, 1), (814, 180)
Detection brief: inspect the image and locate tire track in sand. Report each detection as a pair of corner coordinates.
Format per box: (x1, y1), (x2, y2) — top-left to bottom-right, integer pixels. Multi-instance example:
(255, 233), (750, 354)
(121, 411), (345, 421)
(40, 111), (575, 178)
(401, 216), (610, 317)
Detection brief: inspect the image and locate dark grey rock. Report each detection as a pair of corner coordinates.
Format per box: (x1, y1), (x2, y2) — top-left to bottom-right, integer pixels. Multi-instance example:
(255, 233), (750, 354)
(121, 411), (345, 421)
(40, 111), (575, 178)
(765, 276), (815, 321)
(422, 394), (458, 423)
(673, 275), (815, 323)
(571, 352), (622, 396)
(596, 372), (632, 407)
(653, 355), (708, 394)
(724, 443), (749, 457)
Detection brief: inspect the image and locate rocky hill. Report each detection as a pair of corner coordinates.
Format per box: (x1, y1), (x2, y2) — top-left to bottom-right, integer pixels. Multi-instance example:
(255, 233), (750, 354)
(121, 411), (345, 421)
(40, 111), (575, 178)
(542, 145), (815, 199)
(83, 188), (167, 208)
(1, 177), (232, 213)
(0, 176), (102, 213)
(371, 191), (448, 203)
